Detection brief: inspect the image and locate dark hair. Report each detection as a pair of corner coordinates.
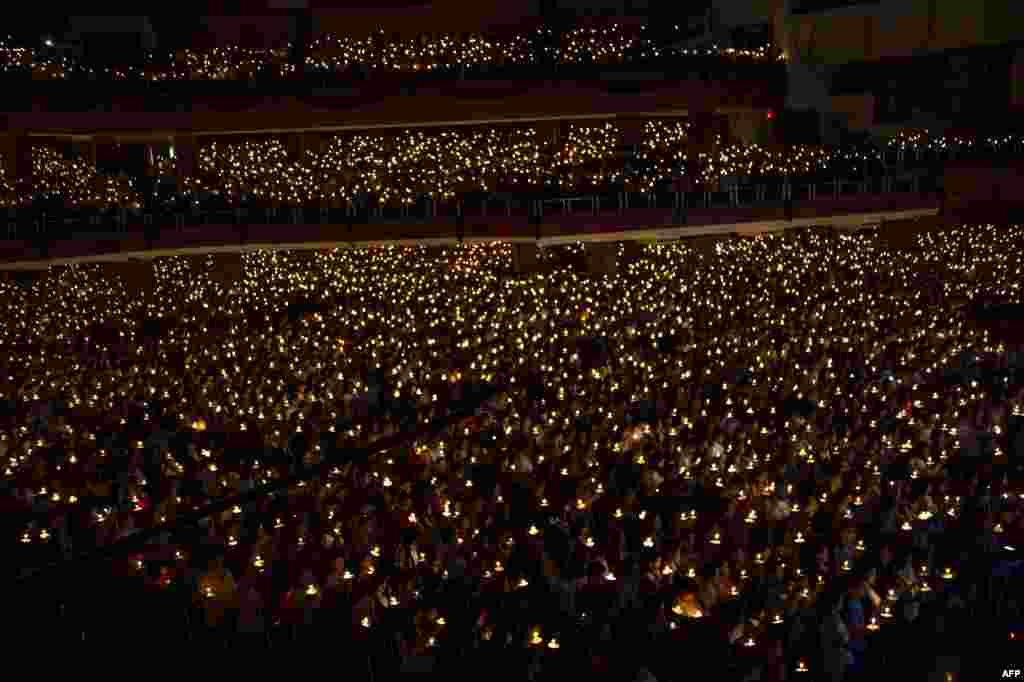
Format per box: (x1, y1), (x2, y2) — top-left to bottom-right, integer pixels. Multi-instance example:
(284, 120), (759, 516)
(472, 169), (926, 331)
(911, 479), (929, 499)
(702, 559), (724, 579)
(815, 587), (842, 617)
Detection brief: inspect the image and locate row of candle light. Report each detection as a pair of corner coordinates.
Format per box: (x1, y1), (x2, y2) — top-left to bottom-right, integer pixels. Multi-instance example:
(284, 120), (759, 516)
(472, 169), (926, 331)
(887, 129), (1024, 154)
(0, 25), (778, 82)
(305, 25), (778, 73)
(27, 145), (143, 208)
(183, 124), (623, 207)
(6, 126), (1024, 208)
(0, 39), (293, 81)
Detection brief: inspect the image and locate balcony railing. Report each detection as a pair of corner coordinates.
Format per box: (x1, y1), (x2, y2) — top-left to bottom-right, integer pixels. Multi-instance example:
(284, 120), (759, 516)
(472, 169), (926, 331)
(0, 176), (942, 265)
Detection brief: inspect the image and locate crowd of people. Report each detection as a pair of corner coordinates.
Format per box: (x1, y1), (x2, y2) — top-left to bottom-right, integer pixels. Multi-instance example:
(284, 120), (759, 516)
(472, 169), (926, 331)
(886, 129), (1024, 164)
(9, 124), (1021, 212)
(308, 24), (778, 74)
(0, 37), (293, 81)
(4, 223), (1024, 680)
(26, 145), (144, 209)
(0, 24), (778, 82)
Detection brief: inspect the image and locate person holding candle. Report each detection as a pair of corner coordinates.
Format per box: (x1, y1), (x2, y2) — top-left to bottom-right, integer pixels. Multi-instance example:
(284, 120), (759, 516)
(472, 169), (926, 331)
(5, 224), (1024, 670)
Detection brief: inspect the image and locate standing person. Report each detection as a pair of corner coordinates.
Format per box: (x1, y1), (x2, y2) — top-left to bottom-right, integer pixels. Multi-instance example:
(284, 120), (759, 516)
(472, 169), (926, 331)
(143, 417), (172, 507)
(197, 555), (237, 649)
(845, 572), (879, 680)
(784, 174), (793, 221)
(818, 587), (852, 682)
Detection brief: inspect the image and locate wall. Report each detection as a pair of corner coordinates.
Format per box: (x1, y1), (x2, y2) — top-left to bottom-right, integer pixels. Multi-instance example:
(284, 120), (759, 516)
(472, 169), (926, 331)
(198, 16), (294, 47)
(1, 132), (32, 191)
(728, 110), (773, 145)
(68, 16), (157, 51)
(550, 0), (650, 14)
(932, 0), (983, 52)
(781, 0), (1021, 132)
(978, 0), (1024, 48)
(312, 0), (539, 39)
(784, 0), (1024, 66)
(786, 61), (835, 110)
(830, 93), (874, 130)
(1013, 49), (1024, 109)
(714, 0), (779, 28)
(68, 16), (154, 34)
(872, 0), (931, 59)
(943, 163), (1024, 224)
(6, 79), (782, 137)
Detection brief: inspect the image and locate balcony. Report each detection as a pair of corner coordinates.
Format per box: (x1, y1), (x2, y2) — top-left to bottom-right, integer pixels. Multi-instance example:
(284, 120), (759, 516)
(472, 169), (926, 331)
(0, 176), (940, 267)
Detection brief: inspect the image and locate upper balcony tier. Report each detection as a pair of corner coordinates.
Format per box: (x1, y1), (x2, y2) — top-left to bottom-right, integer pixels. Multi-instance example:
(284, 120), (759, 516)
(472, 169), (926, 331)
(1, 23), (783, 87)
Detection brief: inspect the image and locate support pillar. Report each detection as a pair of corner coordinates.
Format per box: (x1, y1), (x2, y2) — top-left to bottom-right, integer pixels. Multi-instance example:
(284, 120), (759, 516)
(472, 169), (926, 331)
(3, 132), (33, 199)
(288, 132), (307, 161)
(1, 134), (15, 189)
(533, 122), (560, 150)
(173, 134), (196, 195)
(93, 135), (118, 175)
(621, 119), (644, 149)
(84, 139), (97, 168)
(1012, 47), (1024, 110)
(688, 108), (716, 194)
